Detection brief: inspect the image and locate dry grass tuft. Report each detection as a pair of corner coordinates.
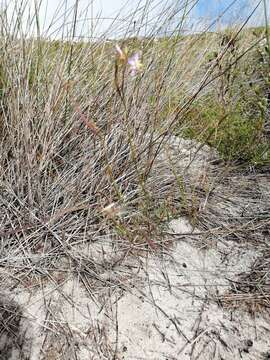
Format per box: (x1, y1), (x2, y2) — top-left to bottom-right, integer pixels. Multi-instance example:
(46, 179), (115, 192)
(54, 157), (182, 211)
(0, 0), (269, 358)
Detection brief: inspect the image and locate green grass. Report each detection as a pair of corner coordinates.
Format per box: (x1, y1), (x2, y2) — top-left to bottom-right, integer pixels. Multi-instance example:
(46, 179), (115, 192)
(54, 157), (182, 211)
(182, 97), (270, 164)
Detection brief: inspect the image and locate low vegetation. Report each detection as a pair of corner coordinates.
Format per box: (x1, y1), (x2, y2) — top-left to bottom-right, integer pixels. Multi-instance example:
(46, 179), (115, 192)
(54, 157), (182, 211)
(0, 0), (269, 357)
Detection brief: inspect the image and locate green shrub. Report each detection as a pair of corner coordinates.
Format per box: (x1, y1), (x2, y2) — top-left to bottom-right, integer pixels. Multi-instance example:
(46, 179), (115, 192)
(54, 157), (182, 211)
(183, 97), (270, 165)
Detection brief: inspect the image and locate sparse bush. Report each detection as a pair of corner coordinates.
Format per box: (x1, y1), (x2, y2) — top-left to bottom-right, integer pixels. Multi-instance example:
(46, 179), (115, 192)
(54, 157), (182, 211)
(179, 28), (270, 165)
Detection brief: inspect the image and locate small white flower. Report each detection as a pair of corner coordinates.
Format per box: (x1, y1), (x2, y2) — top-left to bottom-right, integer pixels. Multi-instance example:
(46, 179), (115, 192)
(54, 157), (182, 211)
(101, 203), (123, 217)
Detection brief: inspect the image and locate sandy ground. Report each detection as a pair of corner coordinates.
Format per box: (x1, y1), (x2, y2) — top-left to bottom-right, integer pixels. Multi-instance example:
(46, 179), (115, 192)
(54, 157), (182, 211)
(2, 217), (268, 360)
(1, 139), (270, 360)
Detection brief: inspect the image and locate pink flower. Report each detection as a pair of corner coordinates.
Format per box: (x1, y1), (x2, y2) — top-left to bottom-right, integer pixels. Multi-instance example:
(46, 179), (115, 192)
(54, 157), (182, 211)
(115, 44), (143, 76)
(128, 52), (143, 76)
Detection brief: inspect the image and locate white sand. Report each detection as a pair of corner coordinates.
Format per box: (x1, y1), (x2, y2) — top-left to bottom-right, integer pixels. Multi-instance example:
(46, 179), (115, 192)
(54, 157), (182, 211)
(5, 217), (269, 360)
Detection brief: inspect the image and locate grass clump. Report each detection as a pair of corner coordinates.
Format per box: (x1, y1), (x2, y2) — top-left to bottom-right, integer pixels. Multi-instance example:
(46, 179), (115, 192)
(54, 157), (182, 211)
(0, 1), (268, 264)
(0, 4), (269, 356)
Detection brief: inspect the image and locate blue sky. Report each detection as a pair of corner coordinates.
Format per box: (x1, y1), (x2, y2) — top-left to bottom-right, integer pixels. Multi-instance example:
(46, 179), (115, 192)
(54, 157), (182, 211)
(1, 0), (265, 39)
(195, 0), (260, 21)
(197, 0), (238, 17)
(98, 0), (262, 22)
